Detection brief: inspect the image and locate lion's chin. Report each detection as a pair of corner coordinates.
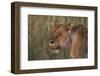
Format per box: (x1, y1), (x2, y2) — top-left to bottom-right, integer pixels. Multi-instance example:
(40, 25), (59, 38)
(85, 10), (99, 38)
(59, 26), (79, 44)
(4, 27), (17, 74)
(52, 50), (60, 54)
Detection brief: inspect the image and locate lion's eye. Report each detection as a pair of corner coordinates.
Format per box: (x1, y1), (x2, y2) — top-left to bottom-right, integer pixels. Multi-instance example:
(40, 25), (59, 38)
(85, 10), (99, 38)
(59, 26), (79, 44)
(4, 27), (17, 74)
(55, 35), (58, 38)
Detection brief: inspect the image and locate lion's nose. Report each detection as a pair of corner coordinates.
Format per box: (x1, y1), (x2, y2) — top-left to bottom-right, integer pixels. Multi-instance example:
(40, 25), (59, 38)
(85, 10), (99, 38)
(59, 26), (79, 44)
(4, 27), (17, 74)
(49, 40), (54, 47)
(50, 40), (54, 44)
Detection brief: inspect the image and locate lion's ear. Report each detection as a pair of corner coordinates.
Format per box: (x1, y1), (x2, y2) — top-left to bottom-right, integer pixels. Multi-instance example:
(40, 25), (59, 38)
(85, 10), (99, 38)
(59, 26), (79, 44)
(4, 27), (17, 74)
(64, 22), (73, 31)
(50, 22), (58, 33)
(50, 16), (57, 32)
(67, 22), (73, 30)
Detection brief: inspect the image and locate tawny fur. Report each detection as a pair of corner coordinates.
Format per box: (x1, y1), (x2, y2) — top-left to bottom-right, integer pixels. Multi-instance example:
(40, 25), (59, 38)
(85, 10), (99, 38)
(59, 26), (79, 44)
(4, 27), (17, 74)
(50, 23), (88, 58)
